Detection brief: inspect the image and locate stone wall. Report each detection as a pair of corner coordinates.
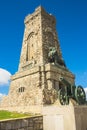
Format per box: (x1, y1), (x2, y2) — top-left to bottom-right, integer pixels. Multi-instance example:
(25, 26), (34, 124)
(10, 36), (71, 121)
(42, 105), (87, 130)
(41, 9), (62, 65)
(1, 66), (43, 108)
(0, 116), (43, 130)
(74, 106), (87, 130)
(18, 6), (63, 71)
(0, 64), (74, 113)
(19, 7), (43, 72)
(0, 106), (43, 114)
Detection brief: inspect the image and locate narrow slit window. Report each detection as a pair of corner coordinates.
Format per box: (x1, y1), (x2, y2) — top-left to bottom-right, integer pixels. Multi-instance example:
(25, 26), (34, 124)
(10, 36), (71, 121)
(18, 87), (25, 93)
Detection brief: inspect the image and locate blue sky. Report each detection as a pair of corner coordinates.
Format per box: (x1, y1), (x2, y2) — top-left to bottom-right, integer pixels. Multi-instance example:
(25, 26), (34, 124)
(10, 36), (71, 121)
(0, 0), (87, 96)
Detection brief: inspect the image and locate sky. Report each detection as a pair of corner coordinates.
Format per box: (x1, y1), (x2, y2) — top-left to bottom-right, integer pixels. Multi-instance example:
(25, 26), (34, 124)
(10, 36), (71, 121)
(0, 0), (87, 99)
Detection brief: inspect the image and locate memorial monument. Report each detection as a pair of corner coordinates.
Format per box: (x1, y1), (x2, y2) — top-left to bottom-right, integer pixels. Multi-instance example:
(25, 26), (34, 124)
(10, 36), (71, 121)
(1, 6), (87, 130)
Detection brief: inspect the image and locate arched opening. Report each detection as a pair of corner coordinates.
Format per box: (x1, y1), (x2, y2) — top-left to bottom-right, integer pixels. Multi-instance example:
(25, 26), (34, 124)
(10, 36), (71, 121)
(26, 32), (36, 61)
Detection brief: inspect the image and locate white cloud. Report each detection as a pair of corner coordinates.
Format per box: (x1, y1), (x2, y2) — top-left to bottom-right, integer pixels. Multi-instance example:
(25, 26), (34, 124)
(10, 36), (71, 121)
(0, 93), (6, 102)
(0, 93), (6, 98)
(0, 68), (11, 86)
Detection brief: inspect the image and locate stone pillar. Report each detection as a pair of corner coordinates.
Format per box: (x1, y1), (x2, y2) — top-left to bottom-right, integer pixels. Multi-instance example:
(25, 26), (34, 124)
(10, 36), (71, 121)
(41, 66), (46, 89)
(47, 80), (53, 90)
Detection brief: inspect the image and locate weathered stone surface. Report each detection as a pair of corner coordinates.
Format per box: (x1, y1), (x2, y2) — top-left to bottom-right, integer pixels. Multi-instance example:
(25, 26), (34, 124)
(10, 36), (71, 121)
(0, 63), (74, 110)
(0, 5), (87, 130)
(43, 105), (87, 130)
(0, 6), (75, 113)
(0, 116), (43, 130)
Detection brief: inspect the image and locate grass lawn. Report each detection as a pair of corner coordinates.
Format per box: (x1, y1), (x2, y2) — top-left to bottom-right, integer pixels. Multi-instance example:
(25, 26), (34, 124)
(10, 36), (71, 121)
(0, 110), (33, 120)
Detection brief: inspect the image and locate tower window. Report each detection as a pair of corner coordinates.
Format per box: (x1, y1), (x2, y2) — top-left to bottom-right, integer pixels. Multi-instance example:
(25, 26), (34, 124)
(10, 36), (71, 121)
(18, 87), (25, 92)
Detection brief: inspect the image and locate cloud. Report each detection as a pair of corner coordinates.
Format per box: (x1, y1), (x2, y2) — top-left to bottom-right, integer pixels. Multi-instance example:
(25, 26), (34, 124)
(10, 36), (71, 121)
(0, 68), (11, 86)
(0, 93), (6, 102)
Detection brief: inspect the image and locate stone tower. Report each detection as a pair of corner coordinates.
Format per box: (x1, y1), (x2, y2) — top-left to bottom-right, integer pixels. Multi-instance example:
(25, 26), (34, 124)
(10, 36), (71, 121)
(1, 6), (87, 130)
(1, 6), (75, 112)
(18, 6), (62, 71)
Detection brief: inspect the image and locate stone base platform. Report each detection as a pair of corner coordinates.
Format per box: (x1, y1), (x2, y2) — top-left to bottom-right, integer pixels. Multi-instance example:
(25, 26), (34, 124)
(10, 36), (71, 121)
(42, 105), (87, 130)
(0, 103), (87, 130)
(0, 105), (43, 114)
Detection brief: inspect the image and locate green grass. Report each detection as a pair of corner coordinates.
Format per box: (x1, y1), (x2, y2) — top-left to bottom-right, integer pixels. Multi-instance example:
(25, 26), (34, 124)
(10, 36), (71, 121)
(0, 110), (33, 120)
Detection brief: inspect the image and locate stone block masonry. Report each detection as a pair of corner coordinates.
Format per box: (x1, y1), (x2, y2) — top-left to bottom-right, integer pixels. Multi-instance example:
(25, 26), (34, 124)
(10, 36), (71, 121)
(0, 6), (75, 112)
(0, 64), (74, 113)
(0, 5), (87, 130)
(43, 105), (87, 130)
(0, 116), (43, 130)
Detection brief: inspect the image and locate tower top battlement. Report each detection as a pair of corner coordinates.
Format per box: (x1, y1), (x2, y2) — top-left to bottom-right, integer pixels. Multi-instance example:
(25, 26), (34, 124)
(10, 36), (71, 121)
(24, 6), (56, 24)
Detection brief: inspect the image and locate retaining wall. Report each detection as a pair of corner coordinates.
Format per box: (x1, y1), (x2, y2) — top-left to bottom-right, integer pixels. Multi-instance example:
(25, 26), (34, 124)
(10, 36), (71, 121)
(0, 116), (43, 130)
